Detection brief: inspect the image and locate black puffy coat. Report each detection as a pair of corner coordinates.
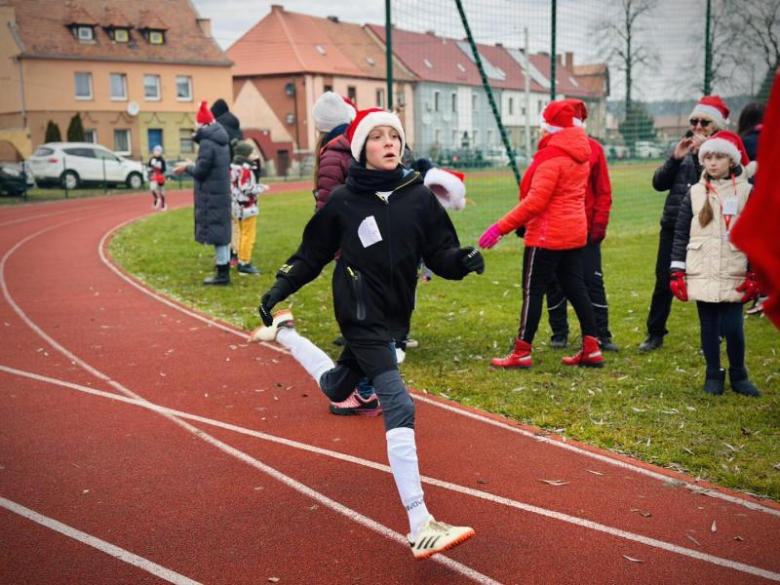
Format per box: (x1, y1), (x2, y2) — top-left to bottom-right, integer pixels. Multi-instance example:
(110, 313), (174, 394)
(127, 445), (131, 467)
(188, 123), (231, 246)
(274, 171), (470, 342)
(652, 151), (703, 230)
(741, 130), (760, 162)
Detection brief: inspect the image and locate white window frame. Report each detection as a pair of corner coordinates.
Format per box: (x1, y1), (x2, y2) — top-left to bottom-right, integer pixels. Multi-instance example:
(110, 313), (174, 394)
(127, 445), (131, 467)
(179, 128), (195, 153)
(77, 26), (94, 41)
(176, 76), (192, 102)
(376, 88), (384, 109)
(452, 93), (457, 113)
(84, 129), (98, 144)
(109, 73), (128, 101)
(149, 30), (165, 45)
(114, 129), (131, 155)
(74, 72), (93, 100)
(433, 91), (440, 112)
(144, 74), (161, 101)
(114, 28), (129, 43)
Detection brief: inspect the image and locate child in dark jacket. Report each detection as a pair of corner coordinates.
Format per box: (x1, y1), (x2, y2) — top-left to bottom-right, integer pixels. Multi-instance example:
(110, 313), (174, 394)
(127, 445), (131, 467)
(670, 131), (760, 396)
(251, 108), (483, 560)
(148, 145), (167, 210)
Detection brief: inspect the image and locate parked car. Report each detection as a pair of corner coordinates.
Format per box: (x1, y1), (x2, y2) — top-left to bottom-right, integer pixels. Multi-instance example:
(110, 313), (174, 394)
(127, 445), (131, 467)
(0, 161), (34, 197)
(30, 142), (145, 190)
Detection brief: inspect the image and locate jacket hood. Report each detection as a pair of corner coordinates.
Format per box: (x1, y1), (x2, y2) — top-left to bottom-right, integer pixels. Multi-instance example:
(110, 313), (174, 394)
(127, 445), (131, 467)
(195, 122), (229, 146)
(324, 133), (351, 154)
(216, 110), (241, 132)
(546, 127), (591, 163)
(210, 98), (230, 119)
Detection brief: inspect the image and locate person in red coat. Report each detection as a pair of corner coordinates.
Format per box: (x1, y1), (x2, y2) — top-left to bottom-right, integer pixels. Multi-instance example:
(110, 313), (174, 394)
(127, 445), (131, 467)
(478, 100), (604, 369)
(545, 99), (617, 352)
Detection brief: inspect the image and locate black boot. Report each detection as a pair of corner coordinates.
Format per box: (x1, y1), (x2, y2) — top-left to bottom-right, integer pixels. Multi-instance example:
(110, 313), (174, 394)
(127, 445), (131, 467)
(203, 263), (230, 286)
(639, 334), (664, 352)
(729, 368), (760, 397)
(703, 368), (725, 395)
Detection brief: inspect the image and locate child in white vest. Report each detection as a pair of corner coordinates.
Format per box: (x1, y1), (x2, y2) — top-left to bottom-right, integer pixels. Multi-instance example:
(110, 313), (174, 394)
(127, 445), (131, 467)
(669, 130), (760, 396)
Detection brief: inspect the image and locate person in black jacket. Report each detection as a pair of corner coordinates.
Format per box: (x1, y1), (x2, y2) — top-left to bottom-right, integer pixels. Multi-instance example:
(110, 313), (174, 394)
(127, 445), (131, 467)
(639, 95), (729, 351)
(210, 98), (243, 158)
(251, 108), (483, 560)
(737, 102), (764, 162)
(174, 101), (232, 286)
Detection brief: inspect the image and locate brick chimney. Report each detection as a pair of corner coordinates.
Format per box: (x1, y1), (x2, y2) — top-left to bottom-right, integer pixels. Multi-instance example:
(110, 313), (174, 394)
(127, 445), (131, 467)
(565, 51), (574, 71)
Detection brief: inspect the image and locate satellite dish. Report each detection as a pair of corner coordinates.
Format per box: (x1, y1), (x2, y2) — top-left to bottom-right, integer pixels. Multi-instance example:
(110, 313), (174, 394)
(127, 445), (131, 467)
(127, 101), (140, 116)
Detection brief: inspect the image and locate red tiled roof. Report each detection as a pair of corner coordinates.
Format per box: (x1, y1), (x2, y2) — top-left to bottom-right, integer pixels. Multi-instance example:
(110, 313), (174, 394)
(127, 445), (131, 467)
(103, 7), (133, 29)
(228, 7), (412, 80)
(529, 54), (596, 98)
(6, 0), (229, 66)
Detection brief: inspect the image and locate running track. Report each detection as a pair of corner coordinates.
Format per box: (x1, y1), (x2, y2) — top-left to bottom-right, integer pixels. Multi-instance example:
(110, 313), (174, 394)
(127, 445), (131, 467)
(1, 190), (779, 585)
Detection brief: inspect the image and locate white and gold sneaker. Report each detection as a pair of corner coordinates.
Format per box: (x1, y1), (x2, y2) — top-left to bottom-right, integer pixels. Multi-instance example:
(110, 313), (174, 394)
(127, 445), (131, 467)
(248, 309), (294, 342)
(408, 516), (475, 560)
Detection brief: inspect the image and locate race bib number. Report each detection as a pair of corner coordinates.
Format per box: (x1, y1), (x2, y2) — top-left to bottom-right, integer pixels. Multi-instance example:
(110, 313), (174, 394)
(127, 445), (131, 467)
(358, 215), (383, 248)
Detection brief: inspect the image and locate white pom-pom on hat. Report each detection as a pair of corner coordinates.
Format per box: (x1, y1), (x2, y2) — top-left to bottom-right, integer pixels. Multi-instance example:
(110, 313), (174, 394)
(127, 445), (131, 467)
(424, 167), (466, 210)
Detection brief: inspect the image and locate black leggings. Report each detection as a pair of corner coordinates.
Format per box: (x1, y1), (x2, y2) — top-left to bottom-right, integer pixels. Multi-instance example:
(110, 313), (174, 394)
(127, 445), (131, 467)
(696, 301), (746, 376)
(517, 246), (597, 344)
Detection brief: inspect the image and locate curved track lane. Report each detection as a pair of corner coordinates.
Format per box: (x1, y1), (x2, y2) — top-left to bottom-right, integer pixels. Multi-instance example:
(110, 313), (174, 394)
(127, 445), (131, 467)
(1, 191), (779, 584)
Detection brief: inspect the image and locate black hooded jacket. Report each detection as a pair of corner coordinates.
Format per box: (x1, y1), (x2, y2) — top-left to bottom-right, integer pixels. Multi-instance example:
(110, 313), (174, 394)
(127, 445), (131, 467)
(272, 170), (470, 342)
(652, 149), (703, 230)
(210, 99), (244, 158)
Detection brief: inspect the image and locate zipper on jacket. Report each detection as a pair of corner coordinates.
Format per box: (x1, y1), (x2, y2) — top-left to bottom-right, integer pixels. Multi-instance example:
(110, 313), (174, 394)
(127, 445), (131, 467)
(347, 266), (366, 321)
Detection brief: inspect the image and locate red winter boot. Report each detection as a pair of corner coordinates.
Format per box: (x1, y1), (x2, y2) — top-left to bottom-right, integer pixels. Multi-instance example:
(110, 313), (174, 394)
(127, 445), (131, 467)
(562, 335), (604, 368)
(491, 339), (533, 369)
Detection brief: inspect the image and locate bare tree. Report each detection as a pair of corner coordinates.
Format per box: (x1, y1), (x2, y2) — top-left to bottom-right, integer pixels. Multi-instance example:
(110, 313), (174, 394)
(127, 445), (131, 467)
(590, 0), (659, 111)
(723, 0), (780, 98)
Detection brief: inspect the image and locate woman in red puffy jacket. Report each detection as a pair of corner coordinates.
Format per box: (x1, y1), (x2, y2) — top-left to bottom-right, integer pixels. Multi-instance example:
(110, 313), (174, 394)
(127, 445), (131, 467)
(478, 100), (603, 369)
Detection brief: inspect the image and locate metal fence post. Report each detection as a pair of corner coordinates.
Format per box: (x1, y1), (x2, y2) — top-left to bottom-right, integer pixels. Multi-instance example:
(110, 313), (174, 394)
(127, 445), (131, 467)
(386, 0), (393, 110)
(550, 0), (557, 100)
(704, 0), (712, 95)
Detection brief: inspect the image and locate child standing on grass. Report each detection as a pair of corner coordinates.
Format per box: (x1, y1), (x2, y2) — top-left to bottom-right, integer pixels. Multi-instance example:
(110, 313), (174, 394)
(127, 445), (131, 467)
(148, 145), (167, 211)
(251, 108), (483, 559)
(670, 131), (760, 396)
(230, 140), (266, 276)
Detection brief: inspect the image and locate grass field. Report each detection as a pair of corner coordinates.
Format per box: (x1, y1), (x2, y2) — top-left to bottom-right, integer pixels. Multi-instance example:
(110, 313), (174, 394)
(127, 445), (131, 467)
(109, 162), (780, 500)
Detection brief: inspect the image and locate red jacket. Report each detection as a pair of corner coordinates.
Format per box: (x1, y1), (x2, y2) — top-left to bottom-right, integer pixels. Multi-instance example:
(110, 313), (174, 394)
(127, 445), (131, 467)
(497, 127), (591, 250)
(585, 138), (612, 243)
(315, 134), (352, 211)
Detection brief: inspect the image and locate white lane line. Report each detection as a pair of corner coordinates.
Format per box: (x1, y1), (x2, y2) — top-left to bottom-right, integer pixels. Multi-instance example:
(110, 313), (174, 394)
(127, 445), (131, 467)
(1, 230), (498, 585)
(98, 217), (780, 519)
(3, 364), (780, 584)
(0, 205), (102, 228)
(0, 497), (201, 585)
(98, 217), (287, 355)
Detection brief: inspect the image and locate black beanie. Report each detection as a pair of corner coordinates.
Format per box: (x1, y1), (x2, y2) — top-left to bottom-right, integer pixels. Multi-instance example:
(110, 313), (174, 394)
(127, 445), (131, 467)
(210, 98), (229, 118)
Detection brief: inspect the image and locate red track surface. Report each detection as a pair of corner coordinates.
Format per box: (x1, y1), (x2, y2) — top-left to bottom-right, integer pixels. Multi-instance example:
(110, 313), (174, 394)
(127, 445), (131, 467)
(1, 190), (779, 585)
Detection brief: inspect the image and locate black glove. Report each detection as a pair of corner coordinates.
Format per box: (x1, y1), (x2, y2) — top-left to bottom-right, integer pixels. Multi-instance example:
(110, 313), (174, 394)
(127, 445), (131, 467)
(514, 227), (526, 238)
(459, 247), (485, 275)
(259, 286), (285, 326)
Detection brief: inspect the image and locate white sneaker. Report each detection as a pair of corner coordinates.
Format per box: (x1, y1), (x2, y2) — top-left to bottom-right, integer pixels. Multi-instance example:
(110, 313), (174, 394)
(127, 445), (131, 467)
(248, 309), (294, 342)
(408, 516), (475, 560)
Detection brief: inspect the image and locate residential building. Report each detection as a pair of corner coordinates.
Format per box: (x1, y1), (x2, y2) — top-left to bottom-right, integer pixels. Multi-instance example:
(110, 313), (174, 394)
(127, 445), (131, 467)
(227, 5), (415, 175)
(0, 0), (232, 160)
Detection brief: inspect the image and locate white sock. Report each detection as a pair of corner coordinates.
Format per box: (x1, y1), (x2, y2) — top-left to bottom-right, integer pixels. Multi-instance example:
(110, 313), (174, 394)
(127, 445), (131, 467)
(386, 427), (430, 540)
(276, 328), (335, 383)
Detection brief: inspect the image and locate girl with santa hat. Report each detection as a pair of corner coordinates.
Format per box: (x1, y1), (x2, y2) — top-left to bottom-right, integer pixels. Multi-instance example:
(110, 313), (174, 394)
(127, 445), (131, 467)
(250, 108), (482, 559)
(478, 99), (604, 370)
(669, 130), (760, 396)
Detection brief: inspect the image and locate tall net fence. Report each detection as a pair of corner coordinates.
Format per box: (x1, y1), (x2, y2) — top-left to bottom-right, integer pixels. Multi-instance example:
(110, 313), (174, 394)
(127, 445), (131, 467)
(388, 0), (774, 236)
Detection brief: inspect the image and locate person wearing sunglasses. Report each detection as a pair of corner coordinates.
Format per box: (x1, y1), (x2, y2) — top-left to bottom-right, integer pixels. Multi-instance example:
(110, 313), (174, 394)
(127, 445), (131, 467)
(639, 95), (731, 352)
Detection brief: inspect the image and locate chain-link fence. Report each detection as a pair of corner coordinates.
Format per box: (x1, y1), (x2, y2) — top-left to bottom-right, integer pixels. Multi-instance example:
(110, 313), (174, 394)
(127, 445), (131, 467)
(384, 0), (774, 233)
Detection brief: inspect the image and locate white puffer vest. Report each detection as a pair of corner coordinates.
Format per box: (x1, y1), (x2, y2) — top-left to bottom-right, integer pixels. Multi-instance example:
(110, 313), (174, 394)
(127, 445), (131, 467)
(685, 171), (751, 303)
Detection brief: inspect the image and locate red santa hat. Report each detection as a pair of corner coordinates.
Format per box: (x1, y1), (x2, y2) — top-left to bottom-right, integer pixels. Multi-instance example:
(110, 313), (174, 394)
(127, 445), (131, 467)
(689, 95), (730, 129)
(424, 168), (466, 211)
(196, 100), (215, 126)
(313, 91), (357, 133)
(346, 108), (406, 162)
(698, 130), (750, 167)
(539, 100), (576, 134)
(561, 98), (588, 127)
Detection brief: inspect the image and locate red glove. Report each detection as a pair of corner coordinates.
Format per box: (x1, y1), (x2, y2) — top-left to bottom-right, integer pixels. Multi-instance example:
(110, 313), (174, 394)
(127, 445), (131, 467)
(736, 271), (760, 304)
(670, 271), (688, 302)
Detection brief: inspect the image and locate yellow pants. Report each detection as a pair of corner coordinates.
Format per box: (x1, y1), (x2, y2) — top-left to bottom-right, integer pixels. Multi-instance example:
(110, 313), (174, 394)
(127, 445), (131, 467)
(237, 215), (258, 264)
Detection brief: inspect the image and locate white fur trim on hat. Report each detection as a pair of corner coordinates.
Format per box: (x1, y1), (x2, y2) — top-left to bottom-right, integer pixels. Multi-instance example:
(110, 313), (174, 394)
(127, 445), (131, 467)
(349, 110), (406, 161)
(313, 92), (353, 133)
(538, 113), (563, 134)
(689, 104), (727, 128)
(424, 168), (466, 210)
(698, 137), (741, 165)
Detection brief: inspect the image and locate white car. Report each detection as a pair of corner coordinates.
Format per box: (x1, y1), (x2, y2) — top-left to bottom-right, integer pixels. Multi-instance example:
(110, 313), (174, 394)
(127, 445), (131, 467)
(30, 142), (145, 190)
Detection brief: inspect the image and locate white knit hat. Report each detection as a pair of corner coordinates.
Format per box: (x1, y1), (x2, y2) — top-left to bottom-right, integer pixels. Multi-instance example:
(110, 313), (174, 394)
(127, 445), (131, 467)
(346, 108), (406, 162)
(313, 91), (357, 133)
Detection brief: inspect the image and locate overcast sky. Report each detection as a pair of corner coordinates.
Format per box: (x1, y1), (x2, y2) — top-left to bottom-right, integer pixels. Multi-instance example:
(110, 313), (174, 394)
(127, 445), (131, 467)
(191, 0), (752, 101)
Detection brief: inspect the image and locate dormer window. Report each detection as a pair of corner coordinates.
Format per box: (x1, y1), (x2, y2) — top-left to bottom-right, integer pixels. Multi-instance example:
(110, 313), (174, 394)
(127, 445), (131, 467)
(76, 26), (94, 41)
(112, 28), (129, 43)
(148, 30), (165, 45)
